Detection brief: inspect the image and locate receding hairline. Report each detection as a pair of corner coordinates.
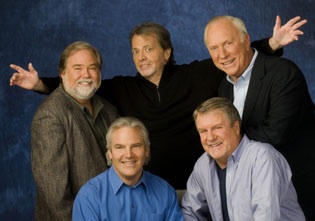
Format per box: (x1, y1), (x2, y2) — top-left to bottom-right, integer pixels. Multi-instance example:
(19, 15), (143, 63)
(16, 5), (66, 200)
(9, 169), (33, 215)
(204, 15), (248, 45)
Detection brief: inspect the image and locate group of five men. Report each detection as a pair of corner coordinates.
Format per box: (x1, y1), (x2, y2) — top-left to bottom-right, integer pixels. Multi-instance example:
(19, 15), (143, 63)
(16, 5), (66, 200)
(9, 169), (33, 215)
(10, 15), (315, 220)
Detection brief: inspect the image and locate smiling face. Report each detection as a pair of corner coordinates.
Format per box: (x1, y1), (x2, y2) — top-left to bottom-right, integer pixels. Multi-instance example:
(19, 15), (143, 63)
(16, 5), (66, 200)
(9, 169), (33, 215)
(61, 49), (101, 104)
(107, 126), (150, 186)
(204, 18), (252, 83)
(131, 34), (171, 86)
(195, 109), (240, 168)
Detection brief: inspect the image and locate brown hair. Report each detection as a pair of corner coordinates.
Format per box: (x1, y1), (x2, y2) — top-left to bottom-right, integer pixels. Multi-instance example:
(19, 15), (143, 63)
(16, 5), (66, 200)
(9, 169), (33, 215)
(129, 22), (175, 65)
(58, 41), (102, 76)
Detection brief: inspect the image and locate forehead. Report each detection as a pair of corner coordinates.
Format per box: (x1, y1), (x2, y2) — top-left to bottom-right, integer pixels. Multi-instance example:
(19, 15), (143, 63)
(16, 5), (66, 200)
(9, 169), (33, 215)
(131, 34), (160, 48)
(67, 49), (97, 65)
(196, 110), (227, 127)
(111, 127), (143, 143)
(206, 19), (239, 43)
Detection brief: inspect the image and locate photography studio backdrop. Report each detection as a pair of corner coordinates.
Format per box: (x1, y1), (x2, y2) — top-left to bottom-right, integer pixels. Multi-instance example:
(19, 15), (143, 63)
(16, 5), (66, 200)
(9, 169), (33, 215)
(1, 1), (314, 220)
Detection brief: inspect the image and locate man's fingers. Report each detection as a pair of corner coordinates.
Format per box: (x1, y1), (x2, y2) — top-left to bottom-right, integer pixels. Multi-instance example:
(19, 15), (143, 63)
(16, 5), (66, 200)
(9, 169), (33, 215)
(275, 15), (281, 29)
(291, 19), (307, 30)
(285, 16), (302, 27)
(9, 74), (20, 85)
(10, 64), (24, 73)
(28, 62), (35, 72)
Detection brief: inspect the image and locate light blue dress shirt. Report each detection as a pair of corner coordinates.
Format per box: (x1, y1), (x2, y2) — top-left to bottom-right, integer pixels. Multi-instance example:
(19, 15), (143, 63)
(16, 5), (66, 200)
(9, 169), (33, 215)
(73, 166), (183, 221)
(227, 49), (258, 118)
(181, 135), (305, 221)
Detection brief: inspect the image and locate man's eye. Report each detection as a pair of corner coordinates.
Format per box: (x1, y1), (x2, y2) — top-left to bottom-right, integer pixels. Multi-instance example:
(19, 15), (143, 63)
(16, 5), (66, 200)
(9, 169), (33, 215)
(132, 50), (138, 55)
(145, 48), (152, 53)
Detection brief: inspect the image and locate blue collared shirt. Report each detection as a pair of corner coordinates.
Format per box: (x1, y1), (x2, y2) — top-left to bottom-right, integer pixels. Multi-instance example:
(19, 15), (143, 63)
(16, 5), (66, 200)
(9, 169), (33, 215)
(73, 167), (183, 221)
(181, 135), (305, 221)
(227, 49), (258, 118)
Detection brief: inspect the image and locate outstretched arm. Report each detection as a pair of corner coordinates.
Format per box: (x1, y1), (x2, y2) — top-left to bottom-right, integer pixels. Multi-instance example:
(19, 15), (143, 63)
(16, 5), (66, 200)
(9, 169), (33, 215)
(269, 15), (307, 51)
(9, 63), (50, 93)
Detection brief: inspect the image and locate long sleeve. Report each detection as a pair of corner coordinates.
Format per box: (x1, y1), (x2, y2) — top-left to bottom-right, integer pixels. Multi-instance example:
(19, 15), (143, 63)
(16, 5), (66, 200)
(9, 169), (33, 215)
(39, 77), (60, 94)
(31, 106), (73, 221)
(251, 37), (283, 56)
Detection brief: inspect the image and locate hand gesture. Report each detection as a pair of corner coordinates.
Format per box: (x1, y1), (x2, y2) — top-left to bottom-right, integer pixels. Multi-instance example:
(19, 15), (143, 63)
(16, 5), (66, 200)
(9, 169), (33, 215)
(270, 15), (307, 49)
(10, 63), (40, 90)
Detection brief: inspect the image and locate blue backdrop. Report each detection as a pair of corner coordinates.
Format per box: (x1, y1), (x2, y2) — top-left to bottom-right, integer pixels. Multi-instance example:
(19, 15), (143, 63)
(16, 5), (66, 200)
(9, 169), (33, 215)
(1, 1), (314, 220)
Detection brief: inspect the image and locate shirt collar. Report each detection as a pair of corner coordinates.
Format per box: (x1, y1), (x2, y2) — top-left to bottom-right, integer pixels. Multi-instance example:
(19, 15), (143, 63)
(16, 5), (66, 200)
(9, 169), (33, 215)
(108, 166), (147, 195)
(206, 135), (249, 166)
(230, 134), (249, 164)
(136, 63), (175, 88)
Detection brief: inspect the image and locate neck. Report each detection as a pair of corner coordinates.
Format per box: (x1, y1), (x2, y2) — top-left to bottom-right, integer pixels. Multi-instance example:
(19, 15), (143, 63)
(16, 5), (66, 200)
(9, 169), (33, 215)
(147, 72), (162, 86)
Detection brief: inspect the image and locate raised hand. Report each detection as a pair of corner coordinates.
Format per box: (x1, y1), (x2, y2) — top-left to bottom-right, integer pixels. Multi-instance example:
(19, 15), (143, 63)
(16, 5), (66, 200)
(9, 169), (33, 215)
(10, 63), (41, 90)
(269, 15), (307, 50)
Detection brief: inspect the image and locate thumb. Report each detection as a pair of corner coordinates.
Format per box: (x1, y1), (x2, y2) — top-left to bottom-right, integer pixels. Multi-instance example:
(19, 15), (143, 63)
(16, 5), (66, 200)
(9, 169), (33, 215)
(28, 62), (36, 72)
(275, 15), (281, 30)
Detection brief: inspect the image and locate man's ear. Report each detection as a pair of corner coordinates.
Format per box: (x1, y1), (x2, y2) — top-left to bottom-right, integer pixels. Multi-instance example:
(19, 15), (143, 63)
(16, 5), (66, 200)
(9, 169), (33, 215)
(60, 71), (65, 81)
(233, 120), (241, 135)
(164, 48), (172, 62)
(244, 34), (251, 51)
(106, 149), (112, 166)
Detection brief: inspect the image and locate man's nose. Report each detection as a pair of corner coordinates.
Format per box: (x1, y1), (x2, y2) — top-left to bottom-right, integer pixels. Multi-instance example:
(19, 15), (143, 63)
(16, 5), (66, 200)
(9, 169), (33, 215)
(138, 50), (146, 60)
(206, 131), (216, 141)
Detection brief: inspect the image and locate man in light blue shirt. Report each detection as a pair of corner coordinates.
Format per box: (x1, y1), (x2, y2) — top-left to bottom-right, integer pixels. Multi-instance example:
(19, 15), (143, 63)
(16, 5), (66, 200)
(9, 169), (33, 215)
(73, 117), (183, 221)
(181, 97), (305, 221)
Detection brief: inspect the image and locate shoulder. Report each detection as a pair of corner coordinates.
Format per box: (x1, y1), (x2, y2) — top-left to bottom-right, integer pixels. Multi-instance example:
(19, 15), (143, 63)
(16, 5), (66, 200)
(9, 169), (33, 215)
(257, 52), (302, 74)
(240, 138), (292, 178)
(189, 153), (212, 180)
(78, 170), (109, 197)
(144, 171), (176, 192)
(34, 86), (72, 116)
(242, 138), (286, 163)
(143, 171), (180, 207)
(194, 152), (210, 168)
(254, 53), (306, 87)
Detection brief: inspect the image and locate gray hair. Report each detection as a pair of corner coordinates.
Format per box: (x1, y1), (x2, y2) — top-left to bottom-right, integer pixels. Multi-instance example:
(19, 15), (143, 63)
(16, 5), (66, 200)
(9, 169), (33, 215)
(58, 41), (102, 76)
(204, 15), (248, 46)
(106, 117), (150, 166)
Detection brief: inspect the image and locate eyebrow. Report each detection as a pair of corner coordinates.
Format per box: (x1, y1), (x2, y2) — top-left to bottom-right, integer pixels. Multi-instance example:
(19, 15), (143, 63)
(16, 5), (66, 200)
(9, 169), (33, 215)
(71, 63), (98, 68)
